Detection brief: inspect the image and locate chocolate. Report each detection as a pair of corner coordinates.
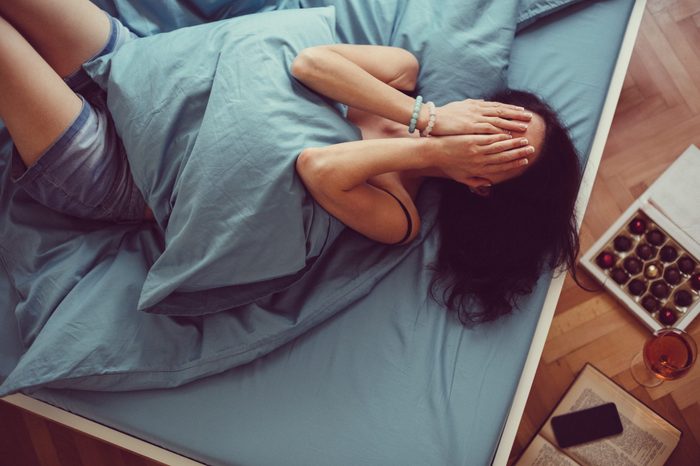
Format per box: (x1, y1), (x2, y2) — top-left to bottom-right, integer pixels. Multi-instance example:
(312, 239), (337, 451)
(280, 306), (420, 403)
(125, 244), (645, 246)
(635, 244), (656, 260)
(663, 267), (682, 285)
(613, 235), (632, 252)
(628, 279), (646, 296)
(644, 264), (661, 279)
(628, 217), (646, 235)
(678, 256), (697, 274)
(659, 245), (678, 263)
(623, 257), (643, 275)
(641, 295), (660, 312)
(691, 273), (700, 291)
(610, 267), (629, 285)
(645, 229), (665, 246)
(674, 290), (693, 307)
(658, 308), (678, 326)
(596, 251), (615, 269)
(650, 281), (670, 299)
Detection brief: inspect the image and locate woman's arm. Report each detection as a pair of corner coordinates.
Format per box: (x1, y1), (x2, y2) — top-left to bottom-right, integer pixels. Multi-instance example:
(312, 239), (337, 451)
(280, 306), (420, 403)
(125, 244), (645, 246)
(297, 137), (429, 245)
(297, 134), (533, 244)
(291, 44), (532, 136)
(310, 44), (420, 91)
(291, 45), (426, 131)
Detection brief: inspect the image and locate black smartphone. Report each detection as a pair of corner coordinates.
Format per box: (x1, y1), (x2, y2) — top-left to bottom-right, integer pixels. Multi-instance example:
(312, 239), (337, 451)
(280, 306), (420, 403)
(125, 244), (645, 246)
(550, 402), (623, 448)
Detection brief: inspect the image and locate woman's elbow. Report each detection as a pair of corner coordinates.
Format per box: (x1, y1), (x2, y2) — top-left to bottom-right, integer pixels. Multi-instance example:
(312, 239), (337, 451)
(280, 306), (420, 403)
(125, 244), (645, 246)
(296, 148), (328, 187)
(291, 48), (323, 80)
(290, 53), (307, 80)
(389, 53), (419, 91)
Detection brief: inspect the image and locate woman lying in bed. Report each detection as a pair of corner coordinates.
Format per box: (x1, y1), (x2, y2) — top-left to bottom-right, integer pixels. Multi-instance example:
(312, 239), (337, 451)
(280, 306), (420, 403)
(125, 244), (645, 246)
(0, 0), (581, 325)
(291, 45), (582, 324)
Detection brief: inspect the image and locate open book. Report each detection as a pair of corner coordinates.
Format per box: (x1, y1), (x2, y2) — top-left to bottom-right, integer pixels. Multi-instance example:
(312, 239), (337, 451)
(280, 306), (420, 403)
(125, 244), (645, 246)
(515, 364), (681, 466)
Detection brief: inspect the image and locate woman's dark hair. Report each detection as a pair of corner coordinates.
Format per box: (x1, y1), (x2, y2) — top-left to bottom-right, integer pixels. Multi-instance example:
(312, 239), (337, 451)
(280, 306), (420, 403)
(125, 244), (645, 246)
(430, 88), (582, 326)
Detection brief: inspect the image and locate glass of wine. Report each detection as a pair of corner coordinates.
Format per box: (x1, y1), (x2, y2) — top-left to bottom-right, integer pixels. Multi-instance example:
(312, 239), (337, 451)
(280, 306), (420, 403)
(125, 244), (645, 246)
(630, 328), (697, 388)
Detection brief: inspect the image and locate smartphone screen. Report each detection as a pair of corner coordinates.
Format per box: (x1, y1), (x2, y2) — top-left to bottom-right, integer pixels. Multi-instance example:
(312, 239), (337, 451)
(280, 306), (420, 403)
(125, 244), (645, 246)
(550, 402), (623, 448)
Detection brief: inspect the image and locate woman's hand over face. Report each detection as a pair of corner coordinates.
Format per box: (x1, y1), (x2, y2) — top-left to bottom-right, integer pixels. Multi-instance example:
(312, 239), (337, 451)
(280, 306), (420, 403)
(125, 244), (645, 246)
(433, 133), (534, 185)
(430, 99), (532, 136)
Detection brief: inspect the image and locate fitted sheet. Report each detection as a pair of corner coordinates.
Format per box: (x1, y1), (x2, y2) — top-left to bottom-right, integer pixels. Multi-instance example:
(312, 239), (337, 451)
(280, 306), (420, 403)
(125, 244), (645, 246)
(0, 0), (634, 464)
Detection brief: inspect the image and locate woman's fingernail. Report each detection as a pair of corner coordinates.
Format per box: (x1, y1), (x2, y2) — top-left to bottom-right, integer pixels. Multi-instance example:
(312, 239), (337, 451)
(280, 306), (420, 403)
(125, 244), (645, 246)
(519, 124), (528, 130)
(524, 112), (533, 118)
(521, 138), (528, 145)
(522, 158), (529, 165)
(527, 146), (535, 153)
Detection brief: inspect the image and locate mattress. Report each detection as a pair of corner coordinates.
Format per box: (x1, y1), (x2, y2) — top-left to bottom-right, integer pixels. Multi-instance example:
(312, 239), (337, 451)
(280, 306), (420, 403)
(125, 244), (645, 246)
(0, 0), (636, 464)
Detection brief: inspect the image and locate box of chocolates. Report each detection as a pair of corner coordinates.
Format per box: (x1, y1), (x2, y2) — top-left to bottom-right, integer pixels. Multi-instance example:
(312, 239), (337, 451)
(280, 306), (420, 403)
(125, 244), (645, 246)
(580, 146), (700, 332)
(581, 207), (699, 331)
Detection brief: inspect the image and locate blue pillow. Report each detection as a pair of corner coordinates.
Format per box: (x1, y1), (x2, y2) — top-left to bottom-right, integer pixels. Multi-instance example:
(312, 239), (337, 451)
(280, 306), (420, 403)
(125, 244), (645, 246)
(97, 0), (526, 104)
(93, 0), (588, 42)
(85, 7), (361, 315)
(299, 0), (522, 103)
(517, 0), (589, 30)
(91, 0), (295, 35)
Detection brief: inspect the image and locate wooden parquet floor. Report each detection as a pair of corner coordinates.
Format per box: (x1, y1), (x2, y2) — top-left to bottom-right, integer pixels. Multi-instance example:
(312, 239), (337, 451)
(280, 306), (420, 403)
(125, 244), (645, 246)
(508, 0), (700, 464)
(0, 400), (165, 466)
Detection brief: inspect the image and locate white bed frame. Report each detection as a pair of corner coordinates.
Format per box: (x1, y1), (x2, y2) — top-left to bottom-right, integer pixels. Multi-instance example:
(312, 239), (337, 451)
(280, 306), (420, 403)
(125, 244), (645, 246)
(1, 2), (646, 464)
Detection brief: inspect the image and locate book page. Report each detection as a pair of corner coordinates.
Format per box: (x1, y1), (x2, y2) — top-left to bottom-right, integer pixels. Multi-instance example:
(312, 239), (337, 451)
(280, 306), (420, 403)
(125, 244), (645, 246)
(515, 434), (581, 466)
(540, 365), (680, 466)
(647, 144), (700, 246)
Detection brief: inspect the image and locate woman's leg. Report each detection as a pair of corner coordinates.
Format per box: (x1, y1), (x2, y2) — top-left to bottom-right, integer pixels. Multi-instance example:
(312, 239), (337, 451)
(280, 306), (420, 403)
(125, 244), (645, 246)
(0, 15), (82, 167)
(0, 15), (148, 222)
(0, 0), (111, 78)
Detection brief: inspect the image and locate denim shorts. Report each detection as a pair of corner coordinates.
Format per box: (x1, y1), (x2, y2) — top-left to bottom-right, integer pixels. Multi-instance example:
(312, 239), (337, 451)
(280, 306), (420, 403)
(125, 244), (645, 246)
(10, 13), (146, 223)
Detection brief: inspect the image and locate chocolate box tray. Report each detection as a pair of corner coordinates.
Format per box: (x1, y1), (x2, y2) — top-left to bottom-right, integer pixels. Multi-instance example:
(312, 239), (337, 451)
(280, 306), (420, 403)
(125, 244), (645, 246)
(581, 201), (700, 332)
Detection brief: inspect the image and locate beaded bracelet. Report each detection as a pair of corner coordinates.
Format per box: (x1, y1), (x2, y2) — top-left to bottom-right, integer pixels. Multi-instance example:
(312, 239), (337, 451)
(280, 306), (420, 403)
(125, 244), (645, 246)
(421, 101), (437, 137)
(408, 95), (423, 134)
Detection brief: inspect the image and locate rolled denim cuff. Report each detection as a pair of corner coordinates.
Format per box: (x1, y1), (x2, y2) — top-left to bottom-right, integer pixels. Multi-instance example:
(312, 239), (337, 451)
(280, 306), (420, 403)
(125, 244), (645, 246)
(63, 13), (138, 92)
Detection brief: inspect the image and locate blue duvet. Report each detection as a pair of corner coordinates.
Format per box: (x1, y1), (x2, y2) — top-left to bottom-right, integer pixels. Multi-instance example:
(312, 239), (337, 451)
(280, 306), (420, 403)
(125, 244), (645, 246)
(86, 8), (361, 315)
(2, 0), (547, 395)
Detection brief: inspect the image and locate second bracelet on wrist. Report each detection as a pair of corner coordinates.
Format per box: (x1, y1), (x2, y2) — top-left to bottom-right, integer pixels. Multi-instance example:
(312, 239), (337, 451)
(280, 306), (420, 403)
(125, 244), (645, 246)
(421, 102), (436, 137)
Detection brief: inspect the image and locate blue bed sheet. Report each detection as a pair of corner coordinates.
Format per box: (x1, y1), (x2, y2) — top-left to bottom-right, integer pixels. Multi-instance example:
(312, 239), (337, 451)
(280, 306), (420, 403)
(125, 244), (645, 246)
(0, 0), (635, 464)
